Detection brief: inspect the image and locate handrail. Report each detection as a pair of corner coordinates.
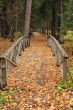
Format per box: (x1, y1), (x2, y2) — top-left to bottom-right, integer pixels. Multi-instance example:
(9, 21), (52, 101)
(0, 35), (30, 89)
(7, 58), (17, 67)
(1, 36), (28, 58)
(48, 35), (69, 80)
(49, 36), (68, 58)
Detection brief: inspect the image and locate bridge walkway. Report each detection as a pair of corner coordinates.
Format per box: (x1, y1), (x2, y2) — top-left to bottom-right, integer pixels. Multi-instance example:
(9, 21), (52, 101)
(7, 33), (64, 109)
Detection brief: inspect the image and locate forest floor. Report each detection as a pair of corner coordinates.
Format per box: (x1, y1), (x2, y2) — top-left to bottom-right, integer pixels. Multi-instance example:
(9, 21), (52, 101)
(0, 37), (13, 56)
(64, 40), (73, 80)
(0, 33), (73, 110)
(64, 40), (73, 65)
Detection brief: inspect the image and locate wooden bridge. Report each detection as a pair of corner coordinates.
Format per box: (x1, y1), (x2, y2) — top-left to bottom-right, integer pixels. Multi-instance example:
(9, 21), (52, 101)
(0, 33), (68, 89)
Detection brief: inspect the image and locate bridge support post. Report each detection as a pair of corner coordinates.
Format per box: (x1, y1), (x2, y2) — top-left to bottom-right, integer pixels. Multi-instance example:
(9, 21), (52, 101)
(12, 48), (17, 64)
(61, 58), (68, 80)
(0, 58), (7, 89)
(56, 49), (61, 66)
(48, 36), (68, 81)
(25, 38), (27, 48)
(27, 37), (30, 47)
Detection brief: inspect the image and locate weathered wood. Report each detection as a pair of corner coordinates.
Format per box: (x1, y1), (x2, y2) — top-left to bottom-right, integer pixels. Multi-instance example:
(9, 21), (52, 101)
(55, 49), (60, 66)
(21, 40), (25, 52)
(61, 57), (68, 80)
(25, 38), (27, 48)
(12, 47), (17, 64)
(27, 37), (30, 47)
(0, 35), (30, 89)
(10, 50), (14, 61)
(52, 42), (55, 56)
(7, 58), (17, 67)
(48, 35), (68, 80)
(0, 58), (7, 89)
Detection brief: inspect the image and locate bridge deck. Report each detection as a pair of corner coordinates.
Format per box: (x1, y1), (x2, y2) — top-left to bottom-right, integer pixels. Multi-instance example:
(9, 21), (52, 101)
(6, 33), (66, 109)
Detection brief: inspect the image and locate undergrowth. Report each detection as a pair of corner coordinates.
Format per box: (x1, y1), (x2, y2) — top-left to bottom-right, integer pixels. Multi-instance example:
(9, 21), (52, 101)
(55, 80), (73, 91)
(55, 64), (73, 91)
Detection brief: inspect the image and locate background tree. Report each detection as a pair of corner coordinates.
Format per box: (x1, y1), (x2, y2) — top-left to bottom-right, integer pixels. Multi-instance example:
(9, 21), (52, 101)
(64, 0), (73, 30)
(24, 0), (32, 36)
(0, 0), (73, 40)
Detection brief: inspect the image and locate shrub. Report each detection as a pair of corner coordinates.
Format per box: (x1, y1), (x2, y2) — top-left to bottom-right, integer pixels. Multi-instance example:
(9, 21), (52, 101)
(14, 32), (22, 38)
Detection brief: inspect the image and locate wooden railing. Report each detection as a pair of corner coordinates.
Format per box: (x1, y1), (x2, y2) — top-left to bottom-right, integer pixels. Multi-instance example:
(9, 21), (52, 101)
(48, 35), (69, 80)
(0, 35), (30, 89)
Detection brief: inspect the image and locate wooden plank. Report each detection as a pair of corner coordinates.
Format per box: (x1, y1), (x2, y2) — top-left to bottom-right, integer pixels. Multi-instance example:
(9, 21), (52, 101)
(7, 58), (17, 67)
(9, 49), (14, 61)
(16, 42), (22, 61)
(0, 35), (29, 89)
(61, 58), (68, 80)
(12, 47), (17, 64)
(0, 58), (7, 89)
(21, 40), (25, 51)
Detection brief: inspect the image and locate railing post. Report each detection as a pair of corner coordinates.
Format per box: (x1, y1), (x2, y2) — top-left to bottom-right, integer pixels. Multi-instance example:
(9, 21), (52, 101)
(48, 35), (68, 81)
(61, 57), (68, 80)
(52, 42), (56, 56)
(48, 37), (50, 47)
(0, 58), (7, 89)
(25, 37), (30, 47)
(27, 37), (30, 47)
(22, 39), (25, 51)
(12, 47), (17, 64)
(25, 37), (27, 48)
(23, 38), (26, 49)
(55, 47), (60, 66)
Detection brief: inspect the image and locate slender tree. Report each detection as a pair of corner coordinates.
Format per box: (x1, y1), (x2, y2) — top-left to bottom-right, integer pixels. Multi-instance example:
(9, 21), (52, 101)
(24, 0), (32, 36)
(51, 0), (56, 37)
(59, 0), (64, 43)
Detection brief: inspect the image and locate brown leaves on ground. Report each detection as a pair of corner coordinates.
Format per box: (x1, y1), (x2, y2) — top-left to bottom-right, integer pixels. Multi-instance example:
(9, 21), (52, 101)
(64, 40), (73, 65)
(0, 37), (13, 56)
(1, 33), (73, 110)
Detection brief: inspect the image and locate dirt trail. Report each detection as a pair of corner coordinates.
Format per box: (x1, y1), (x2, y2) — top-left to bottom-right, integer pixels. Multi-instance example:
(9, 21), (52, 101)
(6, 33), (70, 110)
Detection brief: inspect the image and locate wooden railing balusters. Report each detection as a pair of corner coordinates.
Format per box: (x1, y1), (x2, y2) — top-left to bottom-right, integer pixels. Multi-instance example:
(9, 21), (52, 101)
(0, 35), (30, 89)
(48, 36), (68, 80)
(61, 57), (68, 80)
(10, 50), (14, 61)
(22, 39), (25, 51)
(0, 58), (7, 89)
(12, 47), (17, 64)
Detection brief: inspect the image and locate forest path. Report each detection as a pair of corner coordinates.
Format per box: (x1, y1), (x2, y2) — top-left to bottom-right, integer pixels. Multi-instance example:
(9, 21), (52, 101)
(6, 33), (70, 110)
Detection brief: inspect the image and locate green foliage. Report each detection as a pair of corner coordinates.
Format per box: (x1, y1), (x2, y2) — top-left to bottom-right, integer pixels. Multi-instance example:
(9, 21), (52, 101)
(55, 80), (73, 91)
(0, 0), (73, 36)
(0, 88), (18, 109)
(7, 88), (18, 95)
(60, 27), (67, 35)
(0, 88), (17, 103)
(64, 35), (73, 40)
(31, 0), (43, 26)
(14, 32), (22, 38)
(0, 0), (4, 8)
(0, 96), (8, 104)
(55, 59), (73, 89)
(68, 64), (73, 78)
(64, 0), (73, 29)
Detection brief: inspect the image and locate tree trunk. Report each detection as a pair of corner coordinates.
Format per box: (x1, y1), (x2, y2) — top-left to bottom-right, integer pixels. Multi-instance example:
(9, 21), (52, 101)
(59, 0), (64, 43)
(51, 2), (56, 37)
(24, 0), (32, 36)
(15, 0), (18, 32)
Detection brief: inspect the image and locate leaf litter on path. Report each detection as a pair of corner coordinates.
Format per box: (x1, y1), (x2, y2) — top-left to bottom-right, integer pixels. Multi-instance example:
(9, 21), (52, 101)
(2, 33), (72, 110)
